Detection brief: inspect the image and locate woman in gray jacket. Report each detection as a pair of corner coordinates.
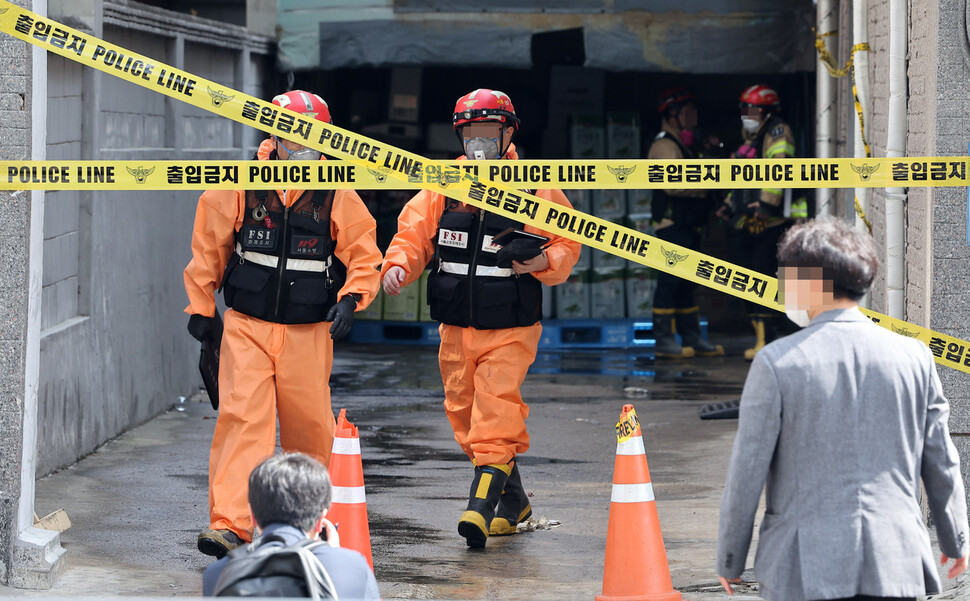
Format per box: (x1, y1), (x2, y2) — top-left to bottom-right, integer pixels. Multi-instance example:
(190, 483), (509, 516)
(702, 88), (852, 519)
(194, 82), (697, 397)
(717, 218), (969, 601)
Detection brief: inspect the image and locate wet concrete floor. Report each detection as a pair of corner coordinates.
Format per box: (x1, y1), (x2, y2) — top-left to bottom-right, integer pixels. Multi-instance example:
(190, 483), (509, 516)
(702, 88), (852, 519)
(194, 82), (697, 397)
(6, 340), (963, 599)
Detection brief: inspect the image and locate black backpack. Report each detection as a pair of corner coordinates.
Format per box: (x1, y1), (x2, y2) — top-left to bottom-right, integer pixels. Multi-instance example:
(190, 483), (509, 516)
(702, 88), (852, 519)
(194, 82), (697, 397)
(213, 535), (338, 599)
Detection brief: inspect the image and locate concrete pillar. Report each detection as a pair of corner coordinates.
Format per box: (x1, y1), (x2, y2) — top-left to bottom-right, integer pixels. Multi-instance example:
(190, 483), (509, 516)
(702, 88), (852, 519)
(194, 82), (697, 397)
(0, 0), (66, 589)
(234, 46), (252, 158)
(165, 34), (185, 154)
(73, 0), (101, 318)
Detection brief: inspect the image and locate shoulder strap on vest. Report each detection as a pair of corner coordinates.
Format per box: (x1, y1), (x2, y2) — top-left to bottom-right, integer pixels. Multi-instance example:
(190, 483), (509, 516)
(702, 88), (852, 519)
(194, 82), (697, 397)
(655, 130), (696, 159)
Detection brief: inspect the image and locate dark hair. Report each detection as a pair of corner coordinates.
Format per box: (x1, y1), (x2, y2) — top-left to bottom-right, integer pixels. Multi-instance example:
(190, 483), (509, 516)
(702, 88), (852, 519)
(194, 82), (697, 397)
(777, 218), (878, 300)
(249, 453), (332, 532)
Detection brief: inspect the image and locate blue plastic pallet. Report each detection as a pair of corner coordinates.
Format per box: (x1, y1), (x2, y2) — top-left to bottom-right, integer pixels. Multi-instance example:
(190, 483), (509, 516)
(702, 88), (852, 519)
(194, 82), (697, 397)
(349, 320), (441, 346)
(349, 318), (708, 350)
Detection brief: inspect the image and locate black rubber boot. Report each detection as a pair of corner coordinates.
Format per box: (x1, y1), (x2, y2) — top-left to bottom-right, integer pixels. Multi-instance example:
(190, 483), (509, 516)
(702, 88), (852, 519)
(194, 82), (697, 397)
(678, 309), (724, 357)
(489, 462), (532, 536)
(198, 528), (245, 558)
(653, 312), (695, 359)
(458, 463), (510, 548)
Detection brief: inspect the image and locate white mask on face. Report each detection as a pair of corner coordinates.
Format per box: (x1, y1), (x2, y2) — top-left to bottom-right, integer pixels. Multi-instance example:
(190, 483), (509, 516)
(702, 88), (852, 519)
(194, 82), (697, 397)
(464, 137), (501, 160)
(276, 137), (321, 161)
(741, 116), (761, 133)
(785, 308), (811, 328)
(287, 148), (322, 161)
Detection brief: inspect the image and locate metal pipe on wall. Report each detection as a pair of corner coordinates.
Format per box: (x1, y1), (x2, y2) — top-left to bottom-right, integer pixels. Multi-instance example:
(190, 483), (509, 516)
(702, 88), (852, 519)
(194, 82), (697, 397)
(816, 0), (838, 216)
(852, 0), (871, 231)
(886, 0), (907, 319)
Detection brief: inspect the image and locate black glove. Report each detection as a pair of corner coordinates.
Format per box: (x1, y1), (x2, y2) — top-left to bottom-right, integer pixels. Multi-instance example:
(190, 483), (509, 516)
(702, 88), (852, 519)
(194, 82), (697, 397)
(187, 314), (213, 342)
(495, 238), (542, 268)
(326, 296), (357, 340)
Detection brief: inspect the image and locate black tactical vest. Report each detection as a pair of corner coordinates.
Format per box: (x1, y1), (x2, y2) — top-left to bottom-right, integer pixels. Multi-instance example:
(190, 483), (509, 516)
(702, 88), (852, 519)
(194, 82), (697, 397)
(426, 202), (542, 329)
(220, 187), (345, 324)
(649, 131), (708, 229)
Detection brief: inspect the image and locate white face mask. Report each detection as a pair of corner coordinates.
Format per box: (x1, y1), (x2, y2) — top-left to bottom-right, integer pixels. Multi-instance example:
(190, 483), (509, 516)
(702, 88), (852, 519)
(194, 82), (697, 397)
(785, 308), (811, 328)
(464, 137), (501, 160)
(276, 138), (321, 161)
(741, 116), (761, 133)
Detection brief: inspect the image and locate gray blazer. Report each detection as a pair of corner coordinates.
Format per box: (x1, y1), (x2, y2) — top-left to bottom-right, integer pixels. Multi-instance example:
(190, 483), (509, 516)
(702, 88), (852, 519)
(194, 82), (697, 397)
(717, 308), (969, 601)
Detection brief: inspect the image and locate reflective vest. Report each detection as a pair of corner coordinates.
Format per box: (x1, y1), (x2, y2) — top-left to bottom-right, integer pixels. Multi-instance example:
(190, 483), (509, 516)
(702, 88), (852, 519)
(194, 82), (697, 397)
(731, 115), (788, 218)
(427, 203), (542, 330)
(220, 188), (345, 324)
(649, 131), (709, 229)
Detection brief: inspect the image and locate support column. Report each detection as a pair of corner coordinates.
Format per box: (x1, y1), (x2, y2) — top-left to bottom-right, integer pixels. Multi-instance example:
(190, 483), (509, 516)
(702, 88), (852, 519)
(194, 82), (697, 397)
(165, 34), (186, 154)
(1, 0), (66, 589)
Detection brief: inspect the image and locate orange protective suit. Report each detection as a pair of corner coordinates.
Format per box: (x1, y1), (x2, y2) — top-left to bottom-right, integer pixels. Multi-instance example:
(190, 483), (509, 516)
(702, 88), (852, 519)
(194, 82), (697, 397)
(381, 146), (580, 466)
(183, 139), (382, 540)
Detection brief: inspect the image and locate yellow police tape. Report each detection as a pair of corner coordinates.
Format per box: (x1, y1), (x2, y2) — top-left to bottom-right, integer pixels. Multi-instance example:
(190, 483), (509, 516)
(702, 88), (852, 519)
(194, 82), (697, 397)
(2, 157), (970, 190)
(615, 406), (641, 444)
(3, 1), (970, 376)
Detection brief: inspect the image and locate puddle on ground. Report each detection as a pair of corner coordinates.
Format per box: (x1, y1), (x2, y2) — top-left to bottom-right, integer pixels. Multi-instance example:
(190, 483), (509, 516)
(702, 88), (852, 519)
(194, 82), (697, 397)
(336, 344), (746, 405)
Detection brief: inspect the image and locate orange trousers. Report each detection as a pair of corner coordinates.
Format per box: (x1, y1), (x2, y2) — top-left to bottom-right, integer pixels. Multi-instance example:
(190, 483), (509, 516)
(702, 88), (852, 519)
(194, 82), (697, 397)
(209, 309), (337, 540)
(438, 323), (541, 466)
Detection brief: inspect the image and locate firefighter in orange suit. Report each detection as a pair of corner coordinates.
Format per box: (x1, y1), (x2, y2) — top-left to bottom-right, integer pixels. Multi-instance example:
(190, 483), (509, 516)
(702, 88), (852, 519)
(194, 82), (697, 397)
(382, 89), (580, 548)
(183, 90), (382, 559)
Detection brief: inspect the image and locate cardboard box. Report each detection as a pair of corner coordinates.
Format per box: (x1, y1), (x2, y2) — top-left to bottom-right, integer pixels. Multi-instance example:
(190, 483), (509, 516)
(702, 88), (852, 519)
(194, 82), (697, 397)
(563, 189), (592, 215)
(418, 270), (433, 322)
(625, 267), (658, 318)
(591, 217), (627, 270)
(590, 267), (626, 319)
(383, 281), (419, 321)
(555, 270), (591, 319)
(594, 189), (627, 219)
(607, 112), (641, 159)
(627, 190), (653, 217)
(569, 115), (605, 159)
(560, 189), (592, 271)
(592, 248), (625, 271)
(574, 244), (592, 271)
(357, 290), (384, 321)
(627, 213), (654, 238)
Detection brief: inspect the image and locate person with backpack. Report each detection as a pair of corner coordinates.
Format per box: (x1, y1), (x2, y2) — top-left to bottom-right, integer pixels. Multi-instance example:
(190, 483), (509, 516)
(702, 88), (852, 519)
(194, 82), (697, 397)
(203, 452), (380, 600)
(184, 90), (382, 558)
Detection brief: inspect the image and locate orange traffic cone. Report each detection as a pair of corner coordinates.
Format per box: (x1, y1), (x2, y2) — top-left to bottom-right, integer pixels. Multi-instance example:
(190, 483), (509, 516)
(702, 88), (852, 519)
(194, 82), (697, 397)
(327, 409), (373, 569)
(596, 404), (681, 601)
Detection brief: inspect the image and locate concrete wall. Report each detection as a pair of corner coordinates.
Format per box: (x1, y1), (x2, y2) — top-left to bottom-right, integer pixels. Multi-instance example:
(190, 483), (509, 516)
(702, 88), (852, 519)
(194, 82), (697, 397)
(0, 0), (34, 581)
(929, 0), (970, 486)
(864, 0), (890, 315)
(859, 0), (970, 525)
(36, 0), (274, 476)
(905, 0), (937, 329)
(831, 0), (970, 531)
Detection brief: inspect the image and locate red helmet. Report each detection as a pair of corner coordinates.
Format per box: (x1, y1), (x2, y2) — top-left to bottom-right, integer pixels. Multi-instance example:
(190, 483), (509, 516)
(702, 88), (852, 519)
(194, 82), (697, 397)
(657, 87), (695, 115)
(739, 85), (781, 110)
(272, 90), (332, 123)
(452, 89), (520, 131)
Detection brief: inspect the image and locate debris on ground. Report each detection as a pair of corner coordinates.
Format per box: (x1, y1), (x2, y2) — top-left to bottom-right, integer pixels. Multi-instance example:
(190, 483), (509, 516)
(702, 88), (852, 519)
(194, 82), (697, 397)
(518, 516), (562, 532)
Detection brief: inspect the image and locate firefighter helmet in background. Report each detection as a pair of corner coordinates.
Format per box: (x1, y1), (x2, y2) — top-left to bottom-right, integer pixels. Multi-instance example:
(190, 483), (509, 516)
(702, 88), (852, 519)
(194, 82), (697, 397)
(272, 90), (333, 124)
(657, 87), (695, 117)
(739, 85), (781, 112)
(453, 89), (520, 131)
